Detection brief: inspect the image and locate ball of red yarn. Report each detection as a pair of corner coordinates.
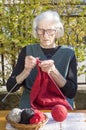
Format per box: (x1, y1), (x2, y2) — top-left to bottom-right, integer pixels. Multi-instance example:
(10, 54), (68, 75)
(51, 105), (68, 122)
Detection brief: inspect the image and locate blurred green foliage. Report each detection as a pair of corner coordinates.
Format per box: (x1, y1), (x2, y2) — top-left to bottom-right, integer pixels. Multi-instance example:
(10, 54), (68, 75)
(0, 0), (86, 85)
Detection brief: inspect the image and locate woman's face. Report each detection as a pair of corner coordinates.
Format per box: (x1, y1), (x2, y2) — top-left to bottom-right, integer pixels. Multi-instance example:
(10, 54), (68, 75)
(37, 19), (57, 48)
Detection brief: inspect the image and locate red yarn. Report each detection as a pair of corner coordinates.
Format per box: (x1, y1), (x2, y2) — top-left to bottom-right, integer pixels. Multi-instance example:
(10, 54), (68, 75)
(30, 62), (72, 110)
(51, 105), (68, 122)
(30, 110), (45, 124)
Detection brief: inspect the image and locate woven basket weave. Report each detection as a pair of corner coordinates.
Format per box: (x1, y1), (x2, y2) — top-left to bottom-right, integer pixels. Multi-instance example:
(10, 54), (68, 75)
(6, 114), (48, 130)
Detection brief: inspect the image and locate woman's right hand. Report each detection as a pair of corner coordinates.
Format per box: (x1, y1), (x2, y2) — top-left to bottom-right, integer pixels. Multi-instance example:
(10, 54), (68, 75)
(16, 56), (37, 84)
(24, 56), (37, 72)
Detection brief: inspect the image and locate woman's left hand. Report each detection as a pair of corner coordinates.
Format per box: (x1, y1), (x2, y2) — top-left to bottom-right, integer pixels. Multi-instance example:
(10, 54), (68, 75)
(38, 60), (56, 74)
(39, 59), (66, 87)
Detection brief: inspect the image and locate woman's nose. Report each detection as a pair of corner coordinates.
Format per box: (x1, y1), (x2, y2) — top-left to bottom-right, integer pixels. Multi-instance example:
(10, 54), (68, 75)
(43, 31), (49, 37)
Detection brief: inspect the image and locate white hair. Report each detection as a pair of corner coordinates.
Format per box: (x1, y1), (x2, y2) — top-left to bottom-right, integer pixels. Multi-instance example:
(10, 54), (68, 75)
(32, 10), (64, 39)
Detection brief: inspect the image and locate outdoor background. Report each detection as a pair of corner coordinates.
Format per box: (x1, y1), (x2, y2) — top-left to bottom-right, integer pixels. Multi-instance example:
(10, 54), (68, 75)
(0, 0), (86, 109)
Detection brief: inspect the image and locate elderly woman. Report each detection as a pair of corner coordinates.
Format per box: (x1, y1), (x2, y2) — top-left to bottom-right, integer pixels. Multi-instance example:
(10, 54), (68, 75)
(6, 10), (77, 109)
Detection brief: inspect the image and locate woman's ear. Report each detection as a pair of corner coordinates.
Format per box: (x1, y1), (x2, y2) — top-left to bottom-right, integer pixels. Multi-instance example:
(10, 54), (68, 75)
(55, 30), (58, 39)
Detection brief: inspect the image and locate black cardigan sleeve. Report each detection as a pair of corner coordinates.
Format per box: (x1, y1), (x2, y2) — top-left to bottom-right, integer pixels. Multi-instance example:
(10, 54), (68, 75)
(6, 47), (26, 92)
(60, 55), (77, 98)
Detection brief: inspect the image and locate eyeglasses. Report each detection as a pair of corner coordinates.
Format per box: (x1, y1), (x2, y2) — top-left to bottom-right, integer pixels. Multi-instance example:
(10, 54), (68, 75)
(37, 28), (56, 35)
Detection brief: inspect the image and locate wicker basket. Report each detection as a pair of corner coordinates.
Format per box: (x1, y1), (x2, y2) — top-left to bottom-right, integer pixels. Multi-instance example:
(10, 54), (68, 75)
(6, 114), (48, 130)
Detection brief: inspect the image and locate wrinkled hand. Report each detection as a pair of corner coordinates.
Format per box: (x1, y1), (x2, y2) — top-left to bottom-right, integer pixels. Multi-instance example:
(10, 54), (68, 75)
(39, 60), (56, 74)
(16, 56), (37, 84)
(24, 56), (37, 72)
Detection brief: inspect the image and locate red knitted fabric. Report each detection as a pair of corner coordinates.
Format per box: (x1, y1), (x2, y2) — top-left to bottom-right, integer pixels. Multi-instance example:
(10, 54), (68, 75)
(30, 64), (72, 110)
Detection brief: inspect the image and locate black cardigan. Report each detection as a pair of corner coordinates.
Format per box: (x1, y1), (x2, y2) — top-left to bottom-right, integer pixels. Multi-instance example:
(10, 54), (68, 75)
(6, 46), (77, 98)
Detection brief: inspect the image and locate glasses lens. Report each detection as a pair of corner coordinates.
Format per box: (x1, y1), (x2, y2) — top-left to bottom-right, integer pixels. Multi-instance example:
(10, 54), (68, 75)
(37, 28), (44, 34)
(46, 29), (56, 35)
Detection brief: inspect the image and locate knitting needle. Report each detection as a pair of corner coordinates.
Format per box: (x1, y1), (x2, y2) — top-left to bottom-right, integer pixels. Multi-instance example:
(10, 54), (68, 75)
(1, 83), (18, 103)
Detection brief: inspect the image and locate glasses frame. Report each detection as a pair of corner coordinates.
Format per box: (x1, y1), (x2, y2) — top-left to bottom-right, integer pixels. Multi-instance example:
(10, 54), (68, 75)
(36, 27), (57, 36)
